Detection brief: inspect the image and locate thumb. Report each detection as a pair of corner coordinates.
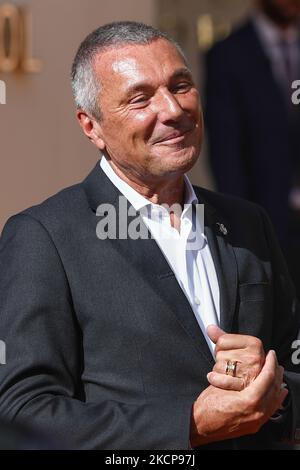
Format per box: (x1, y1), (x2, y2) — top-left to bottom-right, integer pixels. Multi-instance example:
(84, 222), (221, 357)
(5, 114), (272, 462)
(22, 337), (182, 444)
(248, 350), (278, 396)
(206, 324), (226, 344)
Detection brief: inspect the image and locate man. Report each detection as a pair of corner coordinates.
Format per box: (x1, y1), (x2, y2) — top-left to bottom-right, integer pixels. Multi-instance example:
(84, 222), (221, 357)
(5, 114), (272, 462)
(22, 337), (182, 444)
(0, 21), (299, 450)
(205, 0), (300, 292)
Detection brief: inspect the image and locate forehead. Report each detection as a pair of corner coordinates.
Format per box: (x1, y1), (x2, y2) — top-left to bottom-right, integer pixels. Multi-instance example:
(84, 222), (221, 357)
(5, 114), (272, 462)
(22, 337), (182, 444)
(93, 39), (189, 88)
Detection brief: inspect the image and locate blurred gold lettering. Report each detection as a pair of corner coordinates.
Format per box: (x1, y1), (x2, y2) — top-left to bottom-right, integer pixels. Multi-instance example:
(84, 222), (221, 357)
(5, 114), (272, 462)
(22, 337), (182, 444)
(0, 3), (20, 72)
(0, 79), (6, 104)
(0, 3), (41, 73)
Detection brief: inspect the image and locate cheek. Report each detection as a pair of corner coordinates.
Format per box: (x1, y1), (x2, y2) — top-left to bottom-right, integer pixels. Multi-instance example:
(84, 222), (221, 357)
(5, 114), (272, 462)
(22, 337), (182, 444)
(129, 111), (157, 143)
(179, 92), (202, 119)
(133, 109), (152, 123)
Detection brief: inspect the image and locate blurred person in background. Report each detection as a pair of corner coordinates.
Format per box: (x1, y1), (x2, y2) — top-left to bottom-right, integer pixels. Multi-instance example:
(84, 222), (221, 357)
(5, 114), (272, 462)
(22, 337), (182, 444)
(205, 0), (300, 294)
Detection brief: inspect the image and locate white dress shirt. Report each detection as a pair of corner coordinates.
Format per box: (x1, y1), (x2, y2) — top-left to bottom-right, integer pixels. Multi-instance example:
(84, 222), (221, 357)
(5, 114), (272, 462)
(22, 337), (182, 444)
(100, 157), (220, 354)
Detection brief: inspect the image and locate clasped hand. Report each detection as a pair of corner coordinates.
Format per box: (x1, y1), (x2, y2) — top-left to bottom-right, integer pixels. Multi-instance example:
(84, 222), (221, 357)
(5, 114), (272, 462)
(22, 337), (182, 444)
(190, 325), (288, 447)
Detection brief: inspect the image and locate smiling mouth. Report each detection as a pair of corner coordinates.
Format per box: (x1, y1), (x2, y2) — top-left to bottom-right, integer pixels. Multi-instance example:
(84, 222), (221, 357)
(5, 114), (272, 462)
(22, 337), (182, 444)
(154, 128), (193, 145)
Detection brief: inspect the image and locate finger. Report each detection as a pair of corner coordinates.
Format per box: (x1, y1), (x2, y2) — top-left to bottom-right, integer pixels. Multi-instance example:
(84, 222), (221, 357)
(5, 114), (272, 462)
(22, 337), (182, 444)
(213, 359), (242, 377)
(207, 371), (244, 391)
(264, 361), (284, 404)
(244, 351), (287, 420)
(279, 387), (289, 407)
(214, 350), (264, 371)
(279, 381), (288, 409)
(271, 349), (279, 366)
(246, 350), (277, 399)
(206, 325), (226, 344)
(269, 378), (289, 416)
(214, 334), (263, 355)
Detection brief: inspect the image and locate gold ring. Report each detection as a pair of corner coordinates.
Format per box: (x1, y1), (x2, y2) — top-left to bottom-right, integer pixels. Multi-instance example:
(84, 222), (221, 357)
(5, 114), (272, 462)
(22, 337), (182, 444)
(225, 360), (237, 377)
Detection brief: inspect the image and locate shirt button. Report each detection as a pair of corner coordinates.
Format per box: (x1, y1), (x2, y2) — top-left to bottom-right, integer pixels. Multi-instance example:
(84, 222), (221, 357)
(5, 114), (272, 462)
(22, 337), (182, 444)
(194, 296), (201, 305)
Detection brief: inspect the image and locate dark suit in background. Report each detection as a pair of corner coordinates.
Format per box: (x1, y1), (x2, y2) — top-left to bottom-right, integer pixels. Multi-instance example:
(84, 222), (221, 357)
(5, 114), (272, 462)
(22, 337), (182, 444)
(0, 163), (299, 449)
(205, 19), (300, 292)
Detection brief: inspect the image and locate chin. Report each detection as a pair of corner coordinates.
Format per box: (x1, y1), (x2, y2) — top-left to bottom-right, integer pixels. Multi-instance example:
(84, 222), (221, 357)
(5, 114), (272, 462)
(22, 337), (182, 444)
(157, 148), (200, 176)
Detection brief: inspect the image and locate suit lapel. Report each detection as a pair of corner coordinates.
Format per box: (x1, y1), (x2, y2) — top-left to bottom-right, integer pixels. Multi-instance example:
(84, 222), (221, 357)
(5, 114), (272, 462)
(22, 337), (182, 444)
(83, 163), (215, 366)
(195, 188), (238, 334)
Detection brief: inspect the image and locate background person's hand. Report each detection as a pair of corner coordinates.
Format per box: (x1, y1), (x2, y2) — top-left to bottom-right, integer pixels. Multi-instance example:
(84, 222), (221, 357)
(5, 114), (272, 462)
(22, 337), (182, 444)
(206, 324), (266, 391)
(190, 350), (288, 447)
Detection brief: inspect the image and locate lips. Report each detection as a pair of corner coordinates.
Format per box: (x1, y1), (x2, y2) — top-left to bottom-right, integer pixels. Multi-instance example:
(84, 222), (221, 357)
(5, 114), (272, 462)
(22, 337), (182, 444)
(153, 128), (193, 144)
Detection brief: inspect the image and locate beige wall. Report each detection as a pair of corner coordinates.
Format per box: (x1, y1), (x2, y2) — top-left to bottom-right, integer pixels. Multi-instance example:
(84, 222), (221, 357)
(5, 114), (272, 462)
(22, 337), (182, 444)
(0, 0), (155, 231)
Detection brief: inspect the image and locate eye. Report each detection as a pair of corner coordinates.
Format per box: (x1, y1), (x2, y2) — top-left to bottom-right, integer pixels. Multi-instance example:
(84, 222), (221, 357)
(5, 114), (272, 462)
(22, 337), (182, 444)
(172, 82), (193, 93)
(129, 95), (150, 105)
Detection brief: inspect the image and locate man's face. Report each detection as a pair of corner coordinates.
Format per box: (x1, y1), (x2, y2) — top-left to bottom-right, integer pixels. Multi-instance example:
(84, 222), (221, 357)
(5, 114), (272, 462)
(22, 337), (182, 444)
(92, 39), (203, 182)
(259, 0), (300, 25)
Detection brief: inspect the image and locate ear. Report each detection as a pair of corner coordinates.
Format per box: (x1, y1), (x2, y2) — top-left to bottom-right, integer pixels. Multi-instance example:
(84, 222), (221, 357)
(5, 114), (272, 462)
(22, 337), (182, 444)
(76, 110), (106, 150)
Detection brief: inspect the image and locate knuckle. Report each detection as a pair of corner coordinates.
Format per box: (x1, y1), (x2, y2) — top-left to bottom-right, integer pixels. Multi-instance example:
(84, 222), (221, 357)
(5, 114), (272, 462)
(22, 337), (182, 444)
(214, 351), (222, 362)
(213, 362), (222, 373)
(216, 336), (227, 350)
(253, 337), (263, 349)
(237, 379), (245, 391)
(249, 353), (262, 366)
(251, 337), (264, 354)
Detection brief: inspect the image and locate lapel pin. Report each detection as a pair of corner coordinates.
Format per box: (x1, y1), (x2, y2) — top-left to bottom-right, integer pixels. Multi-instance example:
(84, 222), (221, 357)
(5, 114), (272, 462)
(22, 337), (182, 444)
(216, 223), (228, 236)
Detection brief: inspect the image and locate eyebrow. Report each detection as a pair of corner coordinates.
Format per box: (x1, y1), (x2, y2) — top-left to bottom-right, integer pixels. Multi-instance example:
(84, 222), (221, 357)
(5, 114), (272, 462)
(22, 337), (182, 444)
(172, 67), (193, 80)
(125, 67), (194, 96)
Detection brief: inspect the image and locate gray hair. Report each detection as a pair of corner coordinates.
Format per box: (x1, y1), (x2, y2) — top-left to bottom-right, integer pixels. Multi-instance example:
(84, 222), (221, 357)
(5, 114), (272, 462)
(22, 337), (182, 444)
(71, 21), (186, 121)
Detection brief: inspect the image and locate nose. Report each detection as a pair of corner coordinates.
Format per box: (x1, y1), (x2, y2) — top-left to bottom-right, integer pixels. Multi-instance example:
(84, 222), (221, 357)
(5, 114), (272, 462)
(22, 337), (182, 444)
(153, 87), (184, 123)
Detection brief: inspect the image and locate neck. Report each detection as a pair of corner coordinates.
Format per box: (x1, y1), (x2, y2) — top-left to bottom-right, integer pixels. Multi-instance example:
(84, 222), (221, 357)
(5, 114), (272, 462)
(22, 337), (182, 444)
(108, 159), (185, 208)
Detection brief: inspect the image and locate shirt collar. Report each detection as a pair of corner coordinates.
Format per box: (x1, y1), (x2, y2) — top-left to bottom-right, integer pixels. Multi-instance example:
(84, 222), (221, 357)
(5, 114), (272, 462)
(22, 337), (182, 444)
(252, 10), (299, 46)
(100, 155), (198, 212)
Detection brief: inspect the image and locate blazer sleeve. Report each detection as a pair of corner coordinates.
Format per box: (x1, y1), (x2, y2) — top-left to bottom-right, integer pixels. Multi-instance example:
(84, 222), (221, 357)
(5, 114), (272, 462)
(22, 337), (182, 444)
(0, 214), (193, 450)
(259, 207), (300, 443)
